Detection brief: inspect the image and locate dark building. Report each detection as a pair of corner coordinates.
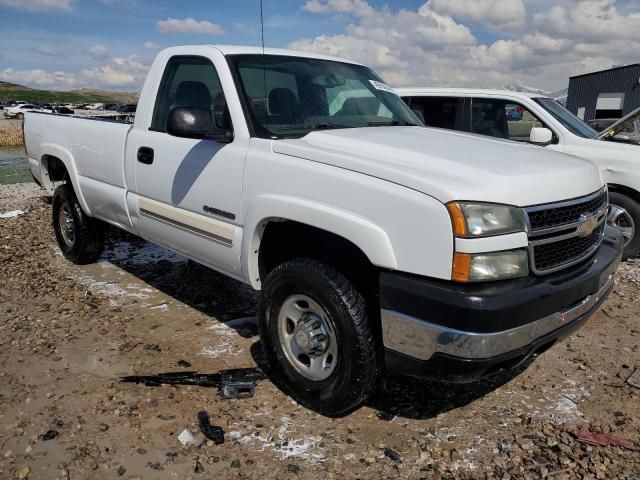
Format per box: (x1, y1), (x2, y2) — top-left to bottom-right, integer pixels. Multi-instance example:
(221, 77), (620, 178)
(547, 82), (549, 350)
(566, 64), (640, 121)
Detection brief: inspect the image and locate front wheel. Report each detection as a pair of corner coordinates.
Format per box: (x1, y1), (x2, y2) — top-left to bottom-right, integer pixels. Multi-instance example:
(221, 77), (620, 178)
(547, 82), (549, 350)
(52, 184), (104, 264)
(608, 192), (640, 260)
(258, 258), (379, 416)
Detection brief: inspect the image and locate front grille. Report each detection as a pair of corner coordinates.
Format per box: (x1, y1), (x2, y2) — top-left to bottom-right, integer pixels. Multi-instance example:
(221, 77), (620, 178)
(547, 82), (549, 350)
(532, 223), (605, 271)
(525, 189), (607, 274)
(527, 189), (607, 231)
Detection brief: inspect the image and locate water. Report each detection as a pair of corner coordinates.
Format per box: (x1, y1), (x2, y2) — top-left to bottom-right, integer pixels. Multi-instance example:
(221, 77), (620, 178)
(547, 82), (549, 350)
(0, 147), (31, 184)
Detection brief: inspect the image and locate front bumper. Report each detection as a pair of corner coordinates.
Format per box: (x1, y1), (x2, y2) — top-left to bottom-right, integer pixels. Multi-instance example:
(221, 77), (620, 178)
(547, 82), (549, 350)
(380, 226), (623, 382)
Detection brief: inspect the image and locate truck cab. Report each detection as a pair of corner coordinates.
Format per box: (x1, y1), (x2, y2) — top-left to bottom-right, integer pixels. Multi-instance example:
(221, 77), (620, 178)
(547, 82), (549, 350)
(25, 46), (622, 415)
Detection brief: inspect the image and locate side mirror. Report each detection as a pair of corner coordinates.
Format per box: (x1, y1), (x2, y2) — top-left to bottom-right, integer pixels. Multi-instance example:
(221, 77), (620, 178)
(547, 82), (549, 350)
(529, 127), (553, 145)
(166, 107), (233, 143)
(412, 109), (425, 125)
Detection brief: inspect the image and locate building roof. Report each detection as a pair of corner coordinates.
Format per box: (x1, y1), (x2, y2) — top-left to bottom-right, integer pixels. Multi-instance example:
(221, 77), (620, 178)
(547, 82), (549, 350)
(395, 87), (548, 99)
(569, 63), (640, 79)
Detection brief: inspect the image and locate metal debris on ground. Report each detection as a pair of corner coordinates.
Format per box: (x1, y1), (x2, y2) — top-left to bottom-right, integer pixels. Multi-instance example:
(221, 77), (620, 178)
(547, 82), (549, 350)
(573, 430), (638, 450)
(626, 366), (640, 389)
(120, 367), (265, 394)
(220, 368), (261, 399)
(197, 411), (225, 445)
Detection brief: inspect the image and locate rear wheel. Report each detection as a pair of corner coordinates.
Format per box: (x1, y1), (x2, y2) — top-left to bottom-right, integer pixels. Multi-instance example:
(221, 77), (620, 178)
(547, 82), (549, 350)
(16, 113), (24, 120)
(52, 184), (104, 264)
(258, 258), (379, 416)
(608, 192), (640, 260)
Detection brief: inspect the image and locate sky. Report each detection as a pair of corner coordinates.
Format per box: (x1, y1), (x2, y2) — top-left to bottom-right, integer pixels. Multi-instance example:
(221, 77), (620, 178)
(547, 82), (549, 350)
(0, 0), (639, 93)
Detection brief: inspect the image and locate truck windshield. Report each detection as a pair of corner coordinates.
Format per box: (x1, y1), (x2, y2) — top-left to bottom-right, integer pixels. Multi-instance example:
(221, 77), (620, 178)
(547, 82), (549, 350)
(534, 98), (598, 139)
(228, 54), (421, 139)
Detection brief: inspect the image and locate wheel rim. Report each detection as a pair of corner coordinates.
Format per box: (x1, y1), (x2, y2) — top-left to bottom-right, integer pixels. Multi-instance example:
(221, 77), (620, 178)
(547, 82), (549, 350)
(608, 204), (635, 247)
(277, 294), (338, 381)
(58, 202), (75, 247)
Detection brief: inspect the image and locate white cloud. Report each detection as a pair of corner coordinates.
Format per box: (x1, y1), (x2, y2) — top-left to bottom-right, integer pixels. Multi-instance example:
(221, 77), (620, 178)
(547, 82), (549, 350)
(429, 0), (526, 28)
(303, 0), (374, 17)
(143, 41), (159, 49)
(156, 17), (224, 35)
(0, 68), (77, 87)
(534, 0), (640, 42)
(292, 0), (640, 91)
(0, 0), (72, 11)
(88, 45), (109, 61)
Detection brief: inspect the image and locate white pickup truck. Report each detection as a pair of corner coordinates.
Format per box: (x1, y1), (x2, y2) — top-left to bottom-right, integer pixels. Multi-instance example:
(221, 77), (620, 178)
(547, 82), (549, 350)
(398, 88), (640, 259)
(25, 46), (622, 415)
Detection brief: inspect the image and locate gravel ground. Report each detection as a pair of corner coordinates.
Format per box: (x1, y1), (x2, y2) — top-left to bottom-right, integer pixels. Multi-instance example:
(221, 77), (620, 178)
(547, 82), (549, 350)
(0, 183), (639, 480)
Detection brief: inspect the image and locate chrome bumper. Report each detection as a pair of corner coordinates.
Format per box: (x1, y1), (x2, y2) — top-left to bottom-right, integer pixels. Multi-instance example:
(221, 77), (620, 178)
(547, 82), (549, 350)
(381, 274), (614, 361)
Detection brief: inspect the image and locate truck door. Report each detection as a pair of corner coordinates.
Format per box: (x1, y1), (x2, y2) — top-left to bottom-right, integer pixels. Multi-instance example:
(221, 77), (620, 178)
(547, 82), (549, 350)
(126, 55), (247, 279)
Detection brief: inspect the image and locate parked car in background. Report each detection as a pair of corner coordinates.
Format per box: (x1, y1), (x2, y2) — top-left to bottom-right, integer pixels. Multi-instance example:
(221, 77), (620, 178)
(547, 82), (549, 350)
(589, 114), (640, 145)
(399, 88), (640, 259)
(24, 45), (622, 414)
(587, 118), (617, 132)
(116, 103), (137, 113)
(4, 103), (43, 119)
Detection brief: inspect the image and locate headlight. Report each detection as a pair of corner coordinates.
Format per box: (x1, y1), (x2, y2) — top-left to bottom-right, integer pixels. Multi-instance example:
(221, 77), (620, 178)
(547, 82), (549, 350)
(452, 249), (529, 282)
(447, 202), (526, 237)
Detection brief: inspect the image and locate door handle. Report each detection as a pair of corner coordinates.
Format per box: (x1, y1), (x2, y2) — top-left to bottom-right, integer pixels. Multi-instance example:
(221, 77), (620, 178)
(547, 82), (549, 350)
(137, 147), (154, 165)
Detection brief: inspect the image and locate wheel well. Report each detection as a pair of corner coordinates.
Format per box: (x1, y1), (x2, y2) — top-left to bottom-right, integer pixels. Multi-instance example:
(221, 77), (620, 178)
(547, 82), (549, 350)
(41, 155), (70, 193)
(258, 220), (378, 295)
(608, 184), (640, 205)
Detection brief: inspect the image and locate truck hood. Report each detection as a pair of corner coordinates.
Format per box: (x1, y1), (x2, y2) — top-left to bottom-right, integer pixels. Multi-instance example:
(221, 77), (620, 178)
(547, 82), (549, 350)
(273, 126), (602, 206)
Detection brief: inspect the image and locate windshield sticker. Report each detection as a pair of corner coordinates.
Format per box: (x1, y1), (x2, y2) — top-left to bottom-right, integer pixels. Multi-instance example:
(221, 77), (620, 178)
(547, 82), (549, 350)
(369, 80), (397, 95)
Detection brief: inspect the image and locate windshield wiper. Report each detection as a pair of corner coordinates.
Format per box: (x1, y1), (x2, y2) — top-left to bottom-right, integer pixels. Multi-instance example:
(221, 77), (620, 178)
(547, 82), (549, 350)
(366, 120), (419, 127)
(307, 122), (351, 130)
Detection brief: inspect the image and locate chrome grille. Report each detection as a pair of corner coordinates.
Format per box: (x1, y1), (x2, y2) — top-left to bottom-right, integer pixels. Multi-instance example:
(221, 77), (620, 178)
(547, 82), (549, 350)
(525, 189), (608, 274)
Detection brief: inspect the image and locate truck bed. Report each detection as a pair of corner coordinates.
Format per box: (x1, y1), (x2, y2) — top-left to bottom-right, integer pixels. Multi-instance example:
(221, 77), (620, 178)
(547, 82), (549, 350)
(24, 110), (134, 230)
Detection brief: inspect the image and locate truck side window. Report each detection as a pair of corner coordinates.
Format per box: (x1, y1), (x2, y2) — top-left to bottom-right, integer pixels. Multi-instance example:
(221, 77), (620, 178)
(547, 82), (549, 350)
(151, 56), (226, 132)
(471, 98), (548, 142)
(407, 97), (464, 130)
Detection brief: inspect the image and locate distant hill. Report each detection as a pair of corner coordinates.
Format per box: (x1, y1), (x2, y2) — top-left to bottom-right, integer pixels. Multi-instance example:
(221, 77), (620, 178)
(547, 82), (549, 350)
(0, 81), (138, 104)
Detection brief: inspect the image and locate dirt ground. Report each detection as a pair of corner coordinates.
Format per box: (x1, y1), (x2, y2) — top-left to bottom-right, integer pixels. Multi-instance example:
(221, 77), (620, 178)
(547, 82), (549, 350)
(0, 183), (639, 480)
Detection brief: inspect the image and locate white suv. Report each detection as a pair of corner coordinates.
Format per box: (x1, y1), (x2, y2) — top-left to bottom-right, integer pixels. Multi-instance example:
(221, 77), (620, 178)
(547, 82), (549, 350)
(398, 88), (640, 259)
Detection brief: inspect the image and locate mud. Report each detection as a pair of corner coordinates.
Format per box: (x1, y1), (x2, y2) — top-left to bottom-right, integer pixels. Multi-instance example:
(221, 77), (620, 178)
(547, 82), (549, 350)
(0, 183), (639, 479)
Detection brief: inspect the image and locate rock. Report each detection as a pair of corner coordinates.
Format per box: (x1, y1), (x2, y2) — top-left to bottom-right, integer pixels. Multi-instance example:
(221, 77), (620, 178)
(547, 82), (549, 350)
(287, 464), (301, 474)
(115, 465), (126, 477)
(38, 430), (59, 441)
(14, 466), (30, 479)
(230, 459), (241, 468)
(98, 423), (109, 432)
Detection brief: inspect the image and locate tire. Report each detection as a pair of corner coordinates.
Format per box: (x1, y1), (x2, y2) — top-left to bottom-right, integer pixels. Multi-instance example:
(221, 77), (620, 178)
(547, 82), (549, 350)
(608, 192), (640, 260)
(16, 113), (24, 120)
(258, 258), (379, 416)
(52, 184), (104, 264)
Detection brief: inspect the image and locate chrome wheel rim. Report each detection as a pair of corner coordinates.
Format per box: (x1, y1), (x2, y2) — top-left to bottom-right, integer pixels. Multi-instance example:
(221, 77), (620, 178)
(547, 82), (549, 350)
(608, 204), (635, 247)
(59, 203), (75, 246)
(277, 294), (338, 381)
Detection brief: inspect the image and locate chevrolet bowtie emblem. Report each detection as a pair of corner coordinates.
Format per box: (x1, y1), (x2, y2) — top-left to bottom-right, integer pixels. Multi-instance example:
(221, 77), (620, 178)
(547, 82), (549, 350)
(576, 214), (598, 237)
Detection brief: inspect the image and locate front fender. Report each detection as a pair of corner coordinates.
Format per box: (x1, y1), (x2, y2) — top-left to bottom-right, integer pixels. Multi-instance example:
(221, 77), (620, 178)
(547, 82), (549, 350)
(242, 194), (398, 289)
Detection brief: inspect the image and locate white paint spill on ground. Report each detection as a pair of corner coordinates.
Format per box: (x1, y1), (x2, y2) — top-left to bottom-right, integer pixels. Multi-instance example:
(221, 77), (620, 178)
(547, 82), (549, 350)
(228, 415), (326, 464)
(502, 379), (589, 425)
(0, 209), (23, 218)
(51, 240), (184, 306)
(198, 320), (255, 358)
